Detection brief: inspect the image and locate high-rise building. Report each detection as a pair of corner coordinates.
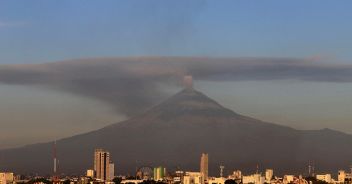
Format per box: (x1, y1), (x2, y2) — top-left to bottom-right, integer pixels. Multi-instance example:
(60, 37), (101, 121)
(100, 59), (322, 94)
(94, 149), (112, 181)
(153, 166), (165, 181)
(200, 153), (208, 182)
(109, 162), (115, 180)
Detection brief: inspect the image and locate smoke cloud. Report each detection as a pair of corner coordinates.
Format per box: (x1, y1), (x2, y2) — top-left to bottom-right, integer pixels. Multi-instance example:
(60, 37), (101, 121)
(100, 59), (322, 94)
(1, 57), (352, 117)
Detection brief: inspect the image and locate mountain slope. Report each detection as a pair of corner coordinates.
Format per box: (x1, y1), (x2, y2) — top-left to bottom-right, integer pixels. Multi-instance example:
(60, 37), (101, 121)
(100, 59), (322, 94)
(1, 88), (351, 176)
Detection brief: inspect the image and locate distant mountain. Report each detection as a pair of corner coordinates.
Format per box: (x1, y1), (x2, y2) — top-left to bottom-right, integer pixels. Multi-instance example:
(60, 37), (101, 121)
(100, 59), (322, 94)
(1, 88), (351, 176)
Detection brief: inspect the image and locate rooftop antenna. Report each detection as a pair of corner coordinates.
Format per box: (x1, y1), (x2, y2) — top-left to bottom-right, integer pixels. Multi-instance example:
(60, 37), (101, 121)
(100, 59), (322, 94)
(220, 165), (225, 178)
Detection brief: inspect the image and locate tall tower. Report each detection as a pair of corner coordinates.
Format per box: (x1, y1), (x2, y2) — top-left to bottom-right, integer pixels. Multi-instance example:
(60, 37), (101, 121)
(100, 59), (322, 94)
(94, 149), (111, 181)
(220, 165), (225, 178)
(200, 153), (209, 182)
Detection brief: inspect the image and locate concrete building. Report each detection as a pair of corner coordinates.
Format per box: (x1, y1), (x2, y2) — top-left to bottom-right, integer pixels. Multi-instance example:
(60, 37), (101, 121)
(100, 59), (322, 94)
(153, 166), (165, 181)
(316, 174), (332, 183)
(200, 153), (208, 182)
(183, 172), (204, 184)
(94, 149), (112, 181)
(265, 169), (273, 182)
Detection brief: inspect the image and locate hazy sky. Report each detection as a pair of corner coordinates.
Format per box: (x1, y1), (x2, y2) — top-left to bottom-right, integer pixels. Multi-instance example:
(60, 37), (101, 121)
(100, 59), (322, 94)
(1, 1), (352, 149)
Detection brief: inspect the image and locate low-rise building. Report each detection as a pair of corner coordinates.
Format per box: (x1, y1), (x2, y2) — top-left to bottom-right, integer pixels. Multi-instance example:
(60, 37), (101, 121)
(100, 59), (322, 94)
(208, 177), (225, 184)
(0, 173), (14, 184)
(228, 170), (242, 180)
(316, 174), (332, 183)
(265, 169), (273, 183)
(86, 170), (94, 178)
(283, 175), (294, 184)
(242, 174), (264, 184)
(183, 172), (203, 184)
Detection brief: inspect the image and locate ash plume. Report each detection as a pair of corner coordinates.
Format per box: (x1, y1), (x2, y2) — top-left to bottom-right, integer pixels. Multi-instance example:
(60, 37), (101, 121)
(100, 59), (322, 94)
(1, 56), (352, 117)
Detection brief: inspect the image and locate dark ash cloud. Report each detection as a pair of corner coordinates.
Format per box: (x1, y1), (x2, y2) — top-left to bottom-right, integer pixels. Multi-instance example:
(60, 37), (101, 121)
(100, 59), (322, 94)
(1, 57), (352, 116)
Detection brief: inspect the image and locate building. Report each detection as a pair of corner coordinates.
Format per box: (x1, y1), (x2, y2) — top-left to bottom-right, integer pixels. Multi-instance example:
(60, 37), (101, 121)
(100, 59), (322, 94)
(94, 149), (113, 181)
(0, 173), (14, 184)
(153, 166), (165, 181)
(200, 153), (208, 182)
(316, 174), (332, 183)
(86, 169), (94, 178)
(265, 169), (273, 182)
(0, 173), (5, 184)
(242, 174), (264, 184)
(228, 170), (242, 180)
(183, 172), (203, 184)
(208, 177), (226, 184)
(283, 175), (294, 184)
(109, 163), (115, 180)
(338, 170), (346, 183)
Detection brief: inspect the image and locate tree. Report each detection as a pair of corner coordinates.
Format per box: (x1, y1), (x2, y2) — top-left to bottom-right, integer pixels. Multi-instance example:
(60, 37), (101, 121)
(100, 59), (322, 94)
(225, 179), (237, 184)
(27, 178), (52, 184)
(113, 177), (122, 184)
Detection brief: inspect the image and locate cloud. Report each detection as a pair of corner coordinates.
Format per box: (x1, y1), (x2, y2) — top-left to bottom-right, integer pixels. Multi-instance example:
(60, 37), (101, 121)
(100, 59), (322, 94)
(0, 57), (352, 117)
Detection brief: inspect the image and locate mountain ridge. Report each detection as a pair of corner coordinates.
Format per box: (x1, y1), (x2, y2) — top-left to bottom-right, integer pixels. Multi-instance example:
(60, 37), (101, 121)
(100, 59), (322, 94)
(0, 88), (351, 176)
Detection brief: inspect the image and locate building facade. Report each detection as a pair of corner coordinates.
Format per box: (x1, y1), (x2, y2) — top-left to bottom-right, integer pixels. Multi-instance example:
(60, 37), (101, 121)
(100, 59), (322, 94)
(200, 153), (208, 182)
(94, 149), (112, 181)
(153, 166), (165, 181)
(265, 169), (273, 182)
(183, 172), (203, 184)
(316, 174), (332, 183)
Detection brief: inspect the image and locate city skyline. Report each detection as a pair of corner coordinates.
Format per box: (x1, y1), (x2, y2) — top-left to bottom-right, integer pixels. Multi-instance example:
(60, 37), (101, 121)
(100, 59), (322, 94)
(2, 149), (352, 184)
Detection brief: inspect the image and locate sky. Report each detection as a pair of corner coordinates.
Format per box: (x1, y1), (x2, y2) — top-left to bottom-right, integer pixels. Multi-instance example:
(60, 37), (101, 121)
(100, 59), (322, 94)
(0, 0), (352, 149)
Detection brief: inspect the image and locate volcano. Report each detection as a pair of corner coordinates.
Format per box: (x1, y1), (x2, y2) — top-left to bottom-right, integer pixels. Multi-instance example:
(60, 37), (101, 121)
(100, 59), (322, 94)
(1, 88), (352, 176)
